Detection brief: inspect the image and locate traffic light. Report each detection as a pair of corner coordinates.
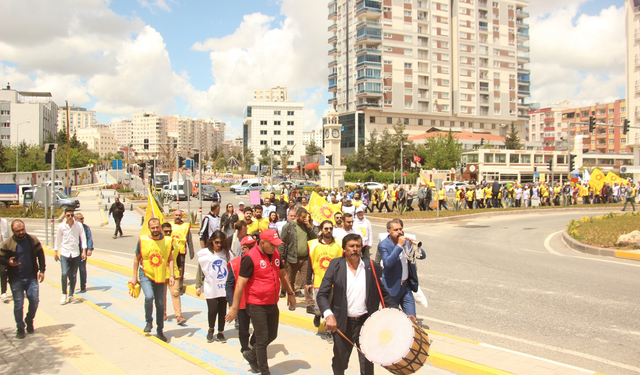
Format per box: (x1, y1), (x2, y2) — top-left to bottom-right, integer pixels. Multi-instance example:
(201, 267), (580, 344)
(173, 139), (177, 149)
(143, 139), (149, 150)
(534, 166), (537, 172)
(45, 151), (52, 164)
(149, 165), (155, 181)
(588, 116), (596, 133)
(178, 156), (185, 167)
(547, 159), (553, 171)
(325, 155), (333, 165)
(480, 138), (485, 146)
(404, 159), (408, 166)
(623, 119), (630, 135)
(569, 154), (576, 171)
(193, 153), (200, 163)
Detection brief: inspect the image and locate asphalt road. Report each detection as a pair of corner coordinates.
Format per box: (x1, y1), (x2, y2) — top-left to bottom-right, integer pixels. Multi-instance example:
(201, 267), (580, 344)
(25, 184), (640, 375)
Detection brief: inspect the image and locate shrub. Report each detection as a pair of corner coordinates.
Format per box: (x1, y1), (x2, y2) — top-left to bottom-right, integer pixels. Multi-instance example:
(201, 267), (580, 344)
(345, 170), (420, 184)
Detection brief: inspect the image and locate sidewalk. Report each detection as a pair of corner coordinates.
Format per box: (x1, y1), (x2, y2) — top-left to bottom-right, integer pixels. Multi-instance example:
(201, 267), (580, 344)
(0, 254), (454, 375)
(36, 249), (608, 375)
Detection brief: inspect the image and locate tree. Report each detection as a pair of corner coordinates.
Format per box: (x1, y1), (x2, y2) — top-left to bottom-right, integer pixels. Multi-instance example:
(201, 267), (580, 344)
(279, 145), (295, 176)
(505, 122), (523, 150)
(305, 139), (322, 156)
(241, 147), (254, 173)
(416, 130), (463, 170)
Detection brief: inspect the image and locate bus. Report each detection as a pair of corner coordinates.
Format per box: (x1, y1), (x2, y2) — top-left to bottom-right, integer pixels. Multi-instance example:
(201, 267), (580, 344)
(154, 173), (170, 191)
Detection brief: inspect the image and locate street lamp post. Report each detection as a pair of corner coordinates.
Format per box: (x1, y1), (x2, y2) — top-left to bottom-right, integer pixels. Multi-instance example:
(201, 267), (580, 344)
(15, 121), (30, 195)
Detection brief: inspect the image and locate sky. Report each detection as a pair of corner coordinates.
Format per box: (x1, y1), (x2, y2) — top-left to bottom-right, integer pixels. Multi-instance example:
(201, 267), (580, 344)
(0, 0), (627, 140)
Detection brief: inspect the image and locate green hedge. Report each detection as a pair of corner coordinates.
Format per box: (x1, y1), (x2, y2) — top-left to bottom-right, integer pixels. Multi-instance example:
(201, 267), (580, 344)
(345, 171), (419, 184)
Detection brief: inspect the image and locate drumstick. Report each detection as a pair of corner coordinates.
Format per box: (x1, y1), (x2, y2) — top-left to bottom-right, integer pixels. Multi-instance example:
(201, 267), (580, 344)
(335, 328), (366, 356)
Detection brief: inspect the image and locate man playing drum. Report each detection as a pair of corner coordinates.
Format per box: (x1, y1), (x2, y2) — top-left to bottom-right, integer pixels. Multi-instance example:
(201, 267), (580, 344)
(317, 233), (397, 375)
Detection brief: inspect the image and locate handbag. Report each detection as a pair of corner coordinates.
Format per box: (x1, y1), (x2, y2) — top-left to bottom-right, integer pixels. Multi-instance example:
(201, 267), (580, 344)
(127, 281), (141, 298)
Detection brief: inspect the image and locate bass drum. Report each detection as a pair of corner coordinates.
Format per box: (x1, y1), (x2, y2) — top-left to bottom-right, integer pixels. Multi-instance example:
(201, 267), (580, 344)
(359, 308), (430, 375)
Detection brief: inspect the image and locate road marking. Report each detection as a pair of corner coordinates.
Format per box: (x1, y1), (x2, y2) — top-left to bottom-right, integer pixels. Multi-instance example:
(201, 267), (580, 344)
(543, 230), (565, 256)
(478, 343), (594, 373)
(425, 316), (640, 373)
(518, 248), (544, 254)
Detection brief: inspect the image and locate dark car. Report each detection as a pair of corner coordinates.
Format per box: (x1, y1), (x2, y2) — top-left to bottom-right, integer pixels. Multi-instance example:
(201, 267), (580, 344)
(201, 185), (216, 200)
(295, 181), (319, 189)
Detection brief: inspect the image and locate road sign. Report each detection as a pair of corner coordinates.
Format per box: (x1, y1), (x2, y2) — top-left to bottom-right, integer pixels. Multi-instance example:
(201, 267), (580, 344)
(112, 159), (123, 170)
(185, 160), (192, 169)
(434, 178), (443, 190)
(250, 165), (258, 172)
(183, 180), (192, 196)
(534, 172), (539, 179)
(403, 172), (407, 177)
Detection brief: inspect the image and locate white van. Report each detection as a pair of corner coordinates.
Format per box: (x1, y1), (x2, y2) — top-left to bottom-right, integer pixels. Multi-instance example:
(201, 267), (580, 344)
(230, 178), (262, 193)
(43, 180), (64, 191)
(162, 181), (187, 201)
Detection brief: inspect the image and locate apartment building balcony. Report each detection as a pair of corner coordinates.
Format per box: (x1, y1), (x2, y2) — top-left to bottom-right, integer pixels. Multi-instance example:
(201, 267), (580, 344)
(328, 97), (337, 105)
(517, 53), (530, 62)
(329, 10), (337, 20)
(356, 54), (382, 68)
(417, 77), (430, 87)
(329, 72), (337, 79)
(479, 107), (489, 116)
(356, 74), (381, 82)
(518, 68), (530, 74)
(356, 100), (382, 109)
(356, 89), (383, 97)
(544, 137), (555, 142)
(329, 85), (337, 92)
(479, 87), (489, 92)
(516, 9), (529, 19)
(328, 23), (337, 32)
(518, 113), (530, 119)
(544, 126), (555, 132)
(328, 35), (337, 43)
(518, 76), (530, 85)
(356, 0), (382, 19)
(356, 48), (382, 56)
(516, 21), (529, 29)
(328, 0), (337, 20)
(478, 0), (487, 8)
(517, 32), (529, 40)
(356, 21), (382, 29)
(357, 29), (382, 43)
(479, 26), (488, 32)
(517, 44), (530, 52)
(328, 60), (337, 67)
(328, 47), (337, 56)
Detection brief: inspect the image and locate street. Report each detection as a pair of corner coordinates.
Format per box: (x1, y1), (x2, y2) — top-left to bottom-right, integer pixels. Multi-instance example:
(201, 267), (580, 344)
(22, 183), (640, 375)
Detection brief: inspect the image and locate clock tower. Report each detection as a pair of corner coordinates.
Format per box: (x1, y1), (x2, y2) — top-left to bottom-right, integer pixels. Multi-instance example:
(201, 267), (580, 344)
(319, 109), (346, 189)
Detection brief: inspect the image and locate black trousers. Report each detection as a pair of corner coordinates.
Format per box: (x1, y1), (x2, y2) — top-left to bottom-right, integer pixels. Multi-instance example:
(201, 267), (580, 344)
(406, 198), (413, 211)
(1, 270), (7, 294)
(361, 245), (370, 259)
(246, 304), (279, 374)
(79, 258), (87, 290)
(417, 198), (424, 211)
(332, 318), (373, 375)
(176, 253), (186, 291)
(379, 201), (390, 213)
(206, 297), (226, 331)
(238, 308), (256, 352)
(113, 216), (123, 237)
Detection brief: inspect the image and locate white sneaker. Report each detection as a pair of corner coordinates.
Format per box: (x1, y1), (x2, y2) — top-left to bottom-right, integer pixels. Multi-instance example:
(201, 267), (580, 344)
(60, 294), (68, 305)
(1, 293), (9, 303)
(68, 296), (78, 304)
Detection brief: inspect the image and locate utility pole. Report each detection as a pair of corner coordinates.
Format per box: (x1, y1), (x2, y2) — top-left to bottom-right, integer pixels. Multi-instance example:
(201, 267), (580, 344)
(332, 153), (335, 189)
(65, 101), (70, 194)
(400, 140), (404, 185)
(50, 146), (56, 246)
(198, 149), (203, 223)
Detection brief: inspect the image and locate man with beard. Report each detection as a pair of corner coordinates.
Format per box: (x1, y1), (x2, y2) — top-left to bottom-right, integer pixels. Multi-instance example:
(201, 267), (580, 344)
(248, 205), (269, 234)
(353, 207), (373, 259)
(333, 213), (361, 244)
(199, 203), (220, 248)
(274, 194), (288, 221)
(305, 220), (343, 336)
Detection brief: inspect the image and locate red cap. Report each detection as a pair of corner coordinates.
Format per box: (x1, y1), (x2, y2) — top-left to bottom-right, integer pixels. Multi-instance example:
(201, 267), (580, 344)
(240, 236), (256, 246)
(260, 229), (284, 246)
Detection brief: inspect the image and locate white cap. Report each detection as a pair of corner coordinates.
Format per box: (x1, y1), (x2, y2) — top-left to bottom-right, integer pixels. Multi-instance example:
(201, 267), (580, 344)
(238, 201), (245, 206)
(355, 206), (364, 213)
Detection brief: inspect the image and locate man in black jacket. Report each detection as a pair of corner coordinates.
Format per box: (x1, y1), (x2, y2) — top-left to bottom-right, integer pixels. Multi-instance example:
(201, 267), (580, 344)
(0, 220), (46, 339)
(491, 178), (501, 208)
(108, 197), (125, 239)
(317, 233), (398, 375)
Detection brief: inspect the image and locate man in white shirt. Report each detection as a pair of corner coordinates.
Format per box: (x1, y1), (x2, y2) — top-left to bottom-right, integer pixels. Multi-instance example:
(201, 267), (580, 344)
(332, 213), (361, 244)
(353, 207), (373, 259)
(54, 209), (87, 305)
(262, 198), (276, 217)
(0, 215), (10, 303)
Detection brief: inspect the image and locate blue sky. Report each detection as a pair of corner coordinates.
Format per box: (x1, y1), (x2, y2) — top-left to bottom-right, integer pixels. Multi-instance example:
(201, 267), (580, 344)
(0, 0), (627, 140)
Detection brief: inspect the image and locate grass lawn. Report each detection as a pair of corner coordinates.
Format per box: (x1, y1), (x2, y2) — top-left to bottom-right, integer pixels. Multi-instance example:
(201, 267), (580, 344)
(366, 202), (627, 220)
(567, 212), (640, 249)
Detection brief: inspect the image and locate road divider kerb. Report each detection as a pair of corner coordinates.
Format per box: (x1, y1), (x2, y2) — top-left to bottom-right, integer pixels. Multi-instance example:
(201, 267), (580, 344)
(42, 277), (229, 375)
(99, 209), (108, 226)
(562, 231), (640, 262)
(61, 250), (540, 375)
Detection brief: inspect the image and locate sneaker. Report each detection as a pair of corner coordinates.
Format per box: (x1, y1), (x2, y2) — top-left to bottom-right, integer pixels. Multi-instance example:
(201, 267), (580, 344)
(295, 291), (304, 298)
(113, 236), (117, 239)
(306, 306), (317, 315)
(67, 296), (79, 304)
(234, 319), (240, 330)
(60, 294), (68, 305)
(16, 328), (26, 339)
(325, 330), (333, 344)
(313, 315), (321, 328)
(279, 291), (286, 298)
(78, 288), (87, 294)
(217, 332), (227, 343)
(206, 329), (215, 343)
(1, 293), (8, 303)
(26, 320), (34, 334)
(176, 316), (187, 326)
(143, 322), (152, 333)
(155, 331), (168, 342)
(243, 349), (259, 373)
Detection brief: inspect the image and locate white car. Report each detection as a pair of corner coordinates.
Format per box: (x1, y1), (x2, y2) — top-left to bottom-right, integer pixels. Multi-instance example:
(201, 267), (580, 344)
(362, 182), (385, 190)
(444, 182), (471, 192)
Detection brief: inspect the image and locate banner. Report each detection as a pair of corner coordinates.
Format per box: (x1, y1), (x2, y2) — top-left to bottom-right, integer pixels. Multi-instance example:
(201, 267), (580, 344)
(604, 171), (626, 186)
(140, 185), (165, 236)
(308, 192), (337, 225)
(413, 155), (421, 163)
(589, 169), (606, 189)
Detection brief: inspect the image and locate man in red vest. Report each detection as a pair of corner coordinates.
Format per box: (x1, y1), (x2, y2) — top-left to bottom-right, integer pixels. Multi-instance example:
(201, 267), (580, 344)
(225, 229), (296, 375)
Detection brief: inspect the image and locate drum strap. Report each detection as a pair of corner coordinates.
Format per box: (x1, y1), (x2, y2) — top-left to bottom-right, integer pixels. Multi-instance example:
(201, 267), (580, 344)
(370, 259), (385, 308)
(335, 329), (366, 357)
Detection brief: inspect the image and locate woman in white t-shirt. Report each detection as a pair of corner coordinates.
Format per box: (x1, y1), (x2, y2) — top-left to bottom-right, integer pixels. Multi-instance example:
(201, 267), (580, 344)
(196, 230), (231, 343)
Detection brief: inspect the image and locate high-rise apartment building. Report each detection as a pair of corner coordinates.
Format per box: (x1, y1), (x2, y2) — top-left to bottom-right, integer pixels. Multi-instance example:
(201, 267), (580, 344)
(560, 100), (628, 154)
(243, 100), (305, 168)
(327, 0), (530, 155)
(303, 128), (324, 147)
(57, 105), (97, 133)
(110, 119), (134, 148)
(625, 0), (640, 182)
(0, 85), (58, 146)
(254, 86), (289, 102)
(163, 114), (226, 158)
(526, 101), (570, 149)
(131, 111), (167, 159)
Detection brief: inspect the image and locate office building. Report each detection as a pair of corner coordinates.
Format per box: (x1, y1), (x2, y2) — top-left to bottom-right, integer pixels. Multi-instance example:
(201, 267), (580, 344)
(57, 105), (97, 133)
(243, 100), (305, 168)
(0, 84), (58, 146)
(327, 0), (531, 155)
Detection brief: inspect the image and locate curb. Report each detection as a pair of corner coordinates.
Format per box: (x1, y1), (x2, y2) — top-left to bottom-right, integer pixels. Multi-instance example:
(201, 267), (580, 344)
(562, 231), (640, 262)
(99, 209), (108, 226)
(52, 250), (531, 375)
(367, 206), (629, 225)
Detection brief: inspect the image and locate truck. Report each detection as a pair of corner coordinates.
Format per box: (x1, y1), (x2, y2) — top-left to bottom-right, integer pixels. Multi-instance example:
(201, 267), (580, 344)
(0, 184), (36, 207)
(24, 186), (80, 210)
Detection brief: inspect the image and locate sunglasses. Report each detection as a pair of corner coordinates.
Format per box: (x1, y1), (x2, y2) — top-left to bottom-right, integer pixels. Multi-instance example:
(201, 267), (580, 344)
(345, 221), (353, 224)
(65, 214), (74, 217)
(163, 231), (172, 235)
(78, 218), (84, 221)
(322, 227), (333, 231)
(213, 241), (222, 245)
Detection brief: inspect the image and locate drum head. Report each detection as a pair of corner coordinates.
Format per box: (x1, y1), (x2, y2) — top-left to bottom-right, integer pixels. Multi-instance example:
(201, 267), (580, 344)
(359, 308), (414, 366)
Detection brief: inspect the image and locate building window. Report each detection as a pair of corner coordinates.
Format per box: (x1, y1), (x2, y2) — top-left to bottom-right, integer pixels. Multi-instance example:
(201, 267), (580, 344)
(260, 130), (267, 135)
(479, 123), (484, 129)
(274, 110), (281, 115)
(387, 117), (393, 124)
(260, 120), (267, 125)
(491, 123), (496, 129)
(274, 130), (281, 135)
(370, 116), (376, 123)
(274, 140), (281, 145)
(287, 121), (294, 126)
(274, 121), (281, 125)
(287, 131), (294, 135)
(418, 119), (423, 125)
(287, 140), (294, 145)
(404, 118), (409, 125)
(0, 110), (9, 115)
(288, 161), (294, 166)
(260, 140), (267, 145)
(1, 122), (9, 128)
(287, 111), (294, 115)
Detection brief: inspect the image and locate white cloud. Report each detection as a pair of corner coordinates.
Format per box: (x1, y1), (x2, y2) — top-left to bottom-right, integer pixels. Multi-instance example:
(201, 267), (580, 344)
(137, 0), (173, 13)
(186, 0), (330, 133)
(529, 4), (625, 107)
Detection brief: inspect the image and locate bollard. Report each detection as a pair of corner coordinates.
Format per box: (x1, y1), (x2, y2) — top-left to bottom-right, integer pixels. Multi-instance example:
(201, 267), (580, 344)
(131, 204), (133, 211)
(105, 204), (107, 210)
(107, 197), (110, 203)
(141, 216), (144, 226)
(123, 197), (126, 203)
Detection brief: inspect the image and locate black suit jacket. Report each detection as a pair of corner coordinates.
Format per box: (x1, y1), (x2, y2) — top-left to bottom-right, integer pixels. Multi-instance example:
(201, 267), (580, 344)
(317, 257), (398, 333)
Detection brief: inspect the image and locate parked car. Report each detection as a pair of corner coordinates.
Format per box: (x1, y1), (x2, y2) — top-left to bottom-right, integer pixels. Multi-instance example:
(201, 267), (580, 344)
(444, 181), (471, 192)
(362, 182), (385, 190)
(201, 185), (216, 200)
(25, 187), (80, 210)
(230, 178), (262, 193)
(268, 181), (294, 192)
(235, 182), (265, 195)
(162, 182), (188, 201)
(295, 181), (319, 189)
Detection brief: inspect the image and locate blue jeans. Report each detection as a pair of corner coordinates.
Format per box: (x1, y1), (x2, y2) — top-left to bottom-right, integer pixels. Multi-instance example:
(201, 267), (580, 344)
(139, 268), (165, 333)
(60, 254), (80, 296)
(392, 284), (416, 317)
(10, 277), (39, 330)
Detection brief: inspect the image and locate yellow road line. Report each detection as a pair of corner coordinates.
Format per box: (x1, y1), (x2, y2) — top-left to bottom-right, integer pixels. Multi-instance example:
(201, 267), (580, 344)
(36, 309), (127, 375)
(615, 250), (640, 261)
(429, 351), (516, 375)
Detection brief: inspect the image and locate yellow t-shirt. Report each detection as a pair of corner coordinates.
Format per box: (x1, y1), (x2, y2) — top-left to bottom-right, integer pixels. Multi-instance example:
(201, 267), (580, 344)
(308, 239), (343, 289)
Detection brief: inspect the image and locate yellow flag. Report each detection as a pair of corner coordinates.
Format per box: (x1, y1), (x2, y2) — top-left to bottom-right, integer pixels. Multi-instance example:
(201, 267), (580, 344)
(308, 192), (336, 224)
(589, 169), (606, 189)
(604, 171), (625, 186)
(140, 185), (164, 236)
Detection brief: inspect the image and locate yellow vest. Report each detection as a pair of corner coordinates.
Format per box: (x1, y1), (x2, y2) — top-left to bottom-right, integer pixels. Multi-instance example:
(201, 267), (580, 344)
(140, 235), (172, 283)
(484, 188), (491, 199)
(165, 237), (181, 279)
(171, 222), (191, 255)
(455, 190), (461, 201)
(308, 239), (343, 289)
(438, 188), (445, 200)
(352, 199), (363, 208)
(390, 189), (397, 202)
(467, 190), (474, 201)
(256, 217), (270, 232)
